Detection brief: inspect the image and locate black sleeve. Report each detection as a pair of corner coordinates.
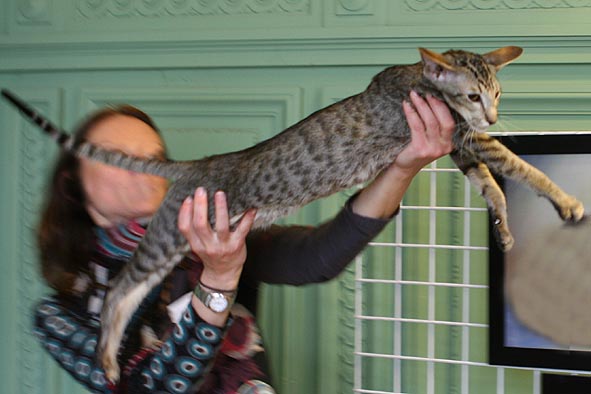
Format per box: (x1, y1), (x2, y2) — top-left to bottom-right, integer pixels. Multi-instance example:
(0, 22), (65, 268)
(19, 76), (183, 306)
(241, 198), (394, 286)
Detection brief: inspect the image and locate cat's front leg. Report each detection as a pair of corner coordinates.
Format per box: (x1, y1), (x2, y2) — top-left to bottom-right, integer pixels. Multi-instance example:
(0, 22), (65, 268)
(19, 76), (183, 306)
(523, 167), (584, 223)
(450, 145), (515, 251)
(458, 159), (515, 251)
(476, 135), (585, 223)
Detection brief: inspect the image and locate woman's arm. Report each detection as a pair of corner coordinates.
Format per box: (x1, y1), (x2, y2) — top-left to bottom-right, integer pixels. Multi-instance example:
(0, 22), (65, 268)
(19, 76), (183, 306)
(241, 200), (387, 286)
(178, 187), (256, 327)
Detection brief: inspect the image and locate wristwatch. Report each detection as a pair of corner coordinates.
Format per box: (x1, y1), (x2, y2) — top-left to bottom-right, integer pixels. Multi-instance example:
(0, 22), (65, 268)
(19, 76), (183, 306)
(193, 281), (237, 313)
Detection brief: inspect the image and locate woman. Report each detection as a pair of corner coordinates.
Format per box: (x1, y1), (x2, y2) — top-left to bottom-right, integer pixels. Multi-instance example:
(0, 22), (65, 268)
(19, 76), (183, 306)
(33, 91), (454, 393)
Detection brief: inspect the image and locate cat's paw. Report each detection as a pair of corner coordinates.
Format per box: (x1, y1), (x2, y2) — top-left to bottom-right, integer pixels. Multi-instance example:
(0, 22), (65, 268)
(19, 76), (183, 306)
(497, 233), (514, 252)
(141, 324), (162, 350)
(556, 196), (585, 223)
(493, 218), (514, 251)
(101, 344), (121, 383)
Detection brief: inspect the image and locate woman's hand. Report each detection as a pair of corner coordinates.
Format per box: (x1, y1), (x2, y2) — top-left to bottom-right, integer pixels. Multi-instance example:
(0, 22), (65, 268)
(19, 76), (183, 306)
(178, 187), (256, 325)
(351, 91), (455, 219)
(178, 187), (257, 290)
(394, 90), (455, 177)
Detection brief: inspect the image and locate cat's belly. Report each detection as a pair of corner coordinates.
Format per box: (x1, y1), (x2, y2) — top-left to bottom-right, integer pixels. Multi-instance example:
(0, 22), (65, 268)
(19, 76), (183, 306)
(230, 206), (298, 229)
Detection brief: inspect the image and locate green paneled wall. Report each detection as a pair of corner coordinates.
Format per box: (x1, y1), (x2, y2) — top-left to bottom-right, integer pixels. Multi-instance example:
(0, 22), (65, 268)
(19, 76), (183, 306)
(2, 1), (591, 393)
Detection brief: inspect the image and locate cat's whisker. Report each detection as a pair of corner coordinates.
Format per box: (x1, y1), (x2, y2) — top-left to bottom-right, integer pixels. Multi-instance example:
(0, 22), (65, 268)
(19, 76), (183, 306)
(466, 130), (474, 151)
(454, 122), (477, 159)
(490, 118), (524, 145)
(459, 129), (470, 153)
(467, 129), (479, 154)
(495, 116), (523, 134)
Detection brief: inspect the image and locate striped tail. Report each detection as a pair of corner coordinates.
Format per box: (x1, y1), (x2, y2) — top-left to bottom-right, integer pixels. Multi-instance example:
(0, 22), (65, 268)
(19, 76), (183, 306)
(2, 89), (187, 181)
(1, 89), (73, 149)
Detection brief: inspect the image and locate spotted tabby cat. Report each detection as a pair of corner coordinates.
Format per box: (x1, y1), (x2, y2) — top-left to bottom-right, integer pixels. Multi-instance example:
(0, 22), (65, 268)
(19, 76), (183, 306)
(2, 46), (584, 382)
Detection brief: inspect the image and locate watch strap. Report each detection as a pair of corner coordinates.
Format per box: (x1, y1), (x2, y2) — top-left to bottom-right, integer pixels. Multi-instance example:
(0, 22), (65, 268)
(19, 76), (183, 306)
(193, 280), (237, 313)
(198, 280), (238, 295)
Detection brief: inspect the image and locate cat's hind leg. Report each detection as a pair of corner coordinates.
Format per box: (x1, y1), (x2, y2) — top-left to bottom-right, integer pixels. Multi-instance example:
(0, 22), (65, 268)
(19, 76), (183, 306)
(98, 200), (190, 382)
(99, 279), (152, 382)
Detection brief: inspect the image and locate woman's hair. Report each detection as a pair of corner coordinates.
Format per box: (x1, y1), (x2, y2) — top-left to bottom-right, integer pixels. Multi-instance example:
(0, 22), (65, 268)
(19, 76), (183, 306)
(37, 105), (161, 295)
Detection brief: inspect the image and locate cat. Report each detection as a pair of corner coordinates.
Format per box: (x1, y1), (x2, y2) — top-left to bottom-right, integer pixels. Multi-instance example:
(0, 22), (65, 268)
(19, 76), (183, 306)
(2, 45), (585, 382)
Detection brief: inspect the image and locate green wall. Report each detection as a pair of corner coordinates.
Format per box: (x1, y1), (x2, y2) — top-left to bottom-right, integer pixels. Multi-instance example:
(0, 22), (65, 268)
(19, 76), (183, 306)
(1, 1), (591, 393)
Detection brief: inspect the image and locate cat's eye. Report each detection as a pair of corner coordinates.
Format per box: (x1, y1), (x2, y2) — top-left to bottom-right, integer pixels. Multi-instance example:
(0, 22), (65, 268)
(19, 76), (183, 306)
(468, 94), (481, 102)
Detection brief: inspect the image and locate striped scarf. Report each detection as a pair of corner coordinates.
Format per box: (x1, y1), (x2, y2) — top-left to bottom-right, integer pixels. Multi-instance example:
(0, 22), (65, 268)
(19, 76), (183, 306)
(94, 220), (146, 260)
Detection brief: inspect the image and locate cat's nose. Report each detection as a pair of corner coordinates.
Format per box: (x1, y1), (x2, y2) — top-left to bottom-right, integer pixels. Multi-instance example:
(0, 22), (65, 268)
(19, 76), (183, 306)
(486, 110), (497, 125)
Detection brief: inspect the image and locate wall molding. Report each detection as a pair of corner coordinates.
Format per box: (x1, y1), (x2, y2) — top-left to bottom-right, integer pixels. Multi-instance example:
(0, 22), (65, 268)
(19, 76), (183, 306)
(3, 36), (591, 72)
(405, 0), (591, 11)
(77, 86), (303, 159)
(3, 0), (591, 71)
(9, 88), (63, 394)
(77, 0), (311, 18)
(16, 0), (52, 24)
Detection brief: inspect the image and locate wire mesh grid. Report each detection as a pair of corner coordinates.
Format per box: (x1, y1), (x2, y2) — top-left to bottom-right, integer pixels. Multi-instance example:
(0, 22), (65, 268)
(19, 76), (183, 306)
(352, 155), (563, 394)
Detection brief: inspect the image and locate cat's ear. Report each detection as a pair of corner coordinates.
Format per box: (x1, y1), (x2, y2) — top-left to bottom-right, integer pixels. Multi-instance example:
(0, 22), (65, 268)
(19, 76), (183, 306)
(419, 47), (457, 83)
(482, 46), (523, 71)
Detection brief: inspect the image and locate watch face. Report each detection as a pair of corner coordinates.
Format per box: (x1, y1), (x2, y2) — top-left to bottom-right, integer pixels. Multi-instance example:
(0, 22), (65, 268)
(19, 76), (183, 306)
(207, 293), (229, 313)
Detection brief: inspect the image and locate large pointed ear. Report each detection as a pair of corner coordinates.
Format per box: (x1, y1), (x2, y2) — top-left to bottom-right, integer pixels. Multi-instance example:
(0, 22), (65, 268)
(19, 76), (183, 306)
(482, 46), (523, 71)
(419, 47), (457, 83)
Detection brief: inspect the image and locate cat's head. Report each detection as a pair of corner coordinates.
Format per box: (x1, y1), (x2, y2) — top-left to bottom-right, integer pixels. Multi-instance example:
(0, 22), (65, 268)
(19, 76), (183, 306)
(420, 46), (523, 131)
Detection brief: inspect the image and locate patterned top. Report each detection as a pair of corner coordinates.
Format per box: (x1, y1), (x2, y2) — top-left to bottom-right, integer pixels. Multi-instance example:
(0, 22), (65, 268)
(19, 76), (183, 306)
(34, 200), (391, 393)
(35, 221), (268, 393)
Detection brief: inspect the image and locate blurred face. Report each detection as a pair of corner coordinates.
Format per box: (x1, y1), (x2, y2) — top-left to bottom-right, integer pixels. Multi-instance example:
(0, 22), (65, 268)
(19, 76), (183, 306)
(79, 114), (168, 228)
